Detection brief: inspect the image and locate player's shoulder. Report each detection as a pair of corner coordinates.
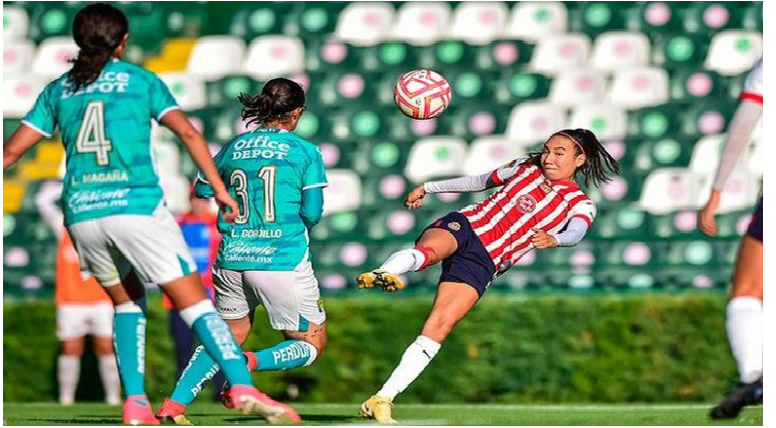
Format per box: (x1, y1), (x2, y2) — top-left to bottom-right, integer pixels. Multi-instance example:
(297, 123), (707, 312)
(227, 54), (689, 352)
(114, 60), (159, 83)
(282, 133), (322, 158)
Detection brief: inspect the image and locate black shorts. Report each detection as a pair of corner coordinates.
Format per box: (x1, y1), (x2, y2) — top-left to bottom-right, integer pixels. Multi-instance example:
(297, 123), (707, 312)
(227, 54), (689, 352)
(419, 212), (495, 297)
(747, 196), (763, 242)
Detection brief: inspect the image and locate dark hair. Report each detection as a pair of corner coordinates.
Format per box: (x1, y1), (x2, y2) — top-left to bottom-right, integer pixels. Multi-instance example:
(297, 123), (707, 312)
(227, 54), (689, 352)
(238, 78), (306, 127)
(528, 128), (620, 187)
(69, 3), (128, 92)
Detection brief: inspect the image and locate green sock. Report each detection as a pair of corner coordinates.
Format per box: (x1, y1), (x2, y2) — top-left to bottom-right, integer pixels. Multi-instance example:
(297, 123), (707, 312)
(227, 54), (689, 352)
(113, 303), (146, 397)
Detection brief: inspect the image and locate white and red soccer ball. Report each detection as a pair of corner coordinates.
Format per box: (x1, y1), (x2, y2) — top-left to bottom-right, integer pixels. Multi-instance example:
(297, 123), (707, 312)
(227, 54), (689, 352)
(394, 69), (452, 120)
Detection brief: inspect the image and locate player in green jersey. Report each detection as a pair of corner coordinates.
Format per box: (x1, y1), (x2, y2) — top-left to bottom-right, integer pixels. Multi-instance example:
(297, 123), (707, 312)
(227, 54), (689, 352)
(156, 78), (328, 425)
(3, 3), (299, 425)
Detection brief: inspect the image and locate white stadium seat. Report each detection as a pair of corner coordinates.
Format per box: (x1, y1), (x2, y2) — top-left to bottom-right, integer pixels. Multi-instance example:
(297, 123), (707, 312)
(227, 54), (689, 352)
(637, 168), (701, 215)
(392, 2), (451, 46)
(447, 2), (508, 45)
(3, 7), (29, 40)
(591, 32), (651, 71)
(505, 101), (566, 144)
(32, 37), (79, 79)
(244, 36), (305, 80)
(567, 104), (628, 140)
(608, 68), (669, 109)
(186, 36), (246, 81)
(404, 137), (467, 183)
(334, 2), (395, 46)
(549, 69), (607, 107)
(323, 169), (363, 214)
(530, 34), (591, 75)
(3, 76), (46, 119)
(159, 173), (191, 216)
(506, 2), (567, 42)
(464, 136), (526, 176)
(158, 73), (206, 111)
(705, 31), (763, 76)
(4, 40), (36, 76)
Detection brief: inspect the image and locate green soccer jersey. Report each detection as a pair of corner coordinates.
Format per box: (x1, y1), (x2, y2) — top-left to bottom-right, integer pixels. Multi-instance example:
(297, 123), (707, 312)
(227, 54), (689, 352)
(22, 59), (179, 226)
(195, 128), (328, 271)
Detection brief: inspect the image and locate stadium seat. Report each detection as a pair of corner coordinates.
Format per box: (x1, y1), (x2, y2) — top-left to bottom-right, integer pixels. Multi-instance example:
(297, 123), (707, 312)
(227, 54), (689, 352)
(158, 73), (207, 111)
(3, 6), (29, 40)
(311, 210), (364, 242)
(447, 2), (508, 45)
(529, 34), (591, 74)
(628, 105), (681, 139)
(637, 168), (703, 214)
(506, 2), (568, 42)
(322, 169), (363, 215)
(627, 1), (682, 34)
(329, 107), (385, 141)
(360, 42), (419, 73)
(366, 208), (424, 240)
(549, 69), (606, 107)
(590, 31), (650, 71)
(742, 1), (763, 32)
(567, 104), (627, 140)
(3, 77), (46, 119)
(493, 71), (550, 106)
(683, 2), (741, 34)
(361, 172), (411, 208)
(632, 138), (690, 173)
(306, 40), (362, 73)
(505, 101), (566, 145)
(449, 70), (493, 102)
(663, 240), (718, 268)
(228, 3), (292, 39)
(205, 76), (255, 107)
(670, 69), (726, 102)
(474, 40), (534, 70)
(592, 207), (651, 239)
(290, 3), (345, 39)
(463, 137), (524, 177)
(4, 40), (35, 76)
(418, 41), (476, 71)
(445, 104), (507, 139)
(186, 36), (246, 81)
(244, 36), (305, 80)
(704, 30), (763, 76)
(391, 2), (452, 46)
(32, 37), (79, 79)
(608, 68), (669, 109)
(334, 2), (395, 46)
(295, 107), (331, 142)
(29, 4), (76, 41)
(572, 2), (626, 37)
(404, 137), (467, 183)
(650, 210), (703, 239)
(652, 33), (708, 70)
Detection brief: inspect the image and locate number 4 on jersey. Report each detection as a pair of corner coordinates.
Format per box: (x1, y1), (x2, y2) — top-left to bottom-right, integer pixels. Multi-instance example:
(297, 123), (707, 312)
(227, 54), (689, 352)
(76, 101), (113, 166)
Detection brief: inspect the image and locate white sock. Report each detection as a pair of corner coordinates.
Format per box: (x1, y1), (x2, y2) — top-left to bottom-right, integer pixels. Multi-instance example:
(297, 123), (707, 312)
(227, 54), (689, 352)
(376, 335), (441, 399)
(380, 249), (427, 275)
(98, 355), (122, 405)
(726, 296), (763, 383)
(58, 355), (81, 405)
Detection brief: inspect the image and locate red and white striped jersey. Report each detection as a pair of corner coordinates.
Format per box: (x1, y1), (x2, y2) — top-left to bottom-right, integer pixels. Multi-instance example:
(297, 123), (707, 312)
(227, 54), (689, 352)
(459, 159), (596, 275)
(741, 58), (763, 104)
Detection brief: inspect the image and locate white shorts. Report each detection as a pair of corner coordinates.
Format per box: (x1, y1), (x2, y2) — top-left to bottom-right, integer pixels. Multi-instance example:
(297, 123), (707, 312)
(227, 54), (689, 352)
(213, 261), (326, 332)
(67, 206), (198, 287)
(57, 304), (114, 340)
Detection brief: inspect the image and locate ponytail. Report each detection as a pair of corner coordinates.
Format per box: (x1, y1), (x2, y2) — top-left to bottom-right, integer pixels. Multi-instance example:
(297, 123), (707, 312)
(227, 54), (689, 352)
(239, 78), (306, 127)
(69, 3), (128, 92)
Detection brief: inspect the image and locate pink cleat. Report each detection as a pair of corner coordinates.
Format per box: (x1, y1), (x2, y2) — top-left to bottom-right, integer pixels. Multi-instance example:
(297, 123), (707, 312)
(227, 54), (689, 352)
(229, 385), (302, 425)
(123, 395), (160, 425)
(220, 352), (259, 410)
(155, 398), (191, 426)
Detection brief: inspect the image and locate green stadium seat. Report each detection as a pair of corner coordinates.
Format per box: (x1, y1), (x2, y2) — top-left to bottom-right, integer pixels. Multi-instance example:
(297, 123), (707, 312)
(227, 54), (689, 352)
(244, 36), (305, 80)
(681, 102), (733, 138)
(591, 31), (650, 71)
(32, 36), (79, 79)
(506, 1), (568, 42)
(360, 173), (411, 208)
(205, 76), (256, 108)
(3, 6), (29, 40)
(443, 104), (506, 139)
(360, 42), (419, 73)
(506, 101), (565, 145)
(474, 40), (534, 70)
(319, 141), (357, 170)
(290, 2), (347, 39)
(627, 2), (682, 35)
(529, 34), (591, 75)
(418, 41), (476, 71)
(448, 2), (508, 45)
(632, 138), (690, 174)
(568, 104), (628, 141)
(591, 207), (652, 239)
(628, 105), (681, 139)
(404, 137), (467, 183)
(366, 208), (424, 241)
(306, 40), (363, 73)
(28, 3), (77, 41)
(683, 2), (741, 34)
(609, 68), (669, 109)
(571, 1), (627, 37)
(742, 1), (763, 32)
(704, 30), (762, 76)
(652, 33), (709, 70)
(662, 240), (718, 267)
(322, 169), (362, 214)
(493, 71), (550, 106)
(3, 76), (46, 119)
(228, 3), (292, 39)
(599, 240), (658, 268)
(651, 210), (704, 239)
(295, 106), (331, 142)
(550, 69), (607, 107)
(317, 71), (376, 106)
(670, 69), (727, 102)
(328, 107), (385, 141)
(334, 2), (395, 46)
(392, 2), (452, 46)
(312, 210), (364, 242)
(186, 36), (246, 81)
(448, 70), (494, 102)
(122, 4), (165, 51)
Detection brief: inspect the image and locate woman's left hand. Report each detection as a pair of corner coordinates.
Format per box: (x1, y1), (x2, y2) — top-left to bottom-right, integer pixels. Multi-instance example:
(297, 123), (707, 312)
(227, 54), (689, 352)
(531, 228), (558, 249)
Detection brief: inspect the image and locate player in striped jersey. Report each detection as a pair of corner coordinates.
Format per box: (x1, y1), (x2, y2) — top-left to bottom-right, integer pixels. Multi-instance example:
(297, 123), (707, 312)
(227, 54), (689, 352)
(699, 57), (763, 419)
(357, 129), (619, 423)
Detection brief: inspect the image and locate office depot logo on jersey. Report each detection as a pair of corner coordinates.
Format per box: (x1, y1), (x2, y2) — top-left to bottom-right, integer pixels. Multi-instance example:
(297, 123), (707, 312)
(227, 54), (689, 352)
(61, 71), (130, 99)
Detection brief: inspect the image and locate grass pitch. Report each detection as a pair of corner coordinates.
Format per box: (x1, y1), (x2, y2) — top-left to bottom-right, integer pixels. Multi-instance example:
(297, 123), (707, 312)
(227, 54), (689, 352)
(2, 402), (762, 425)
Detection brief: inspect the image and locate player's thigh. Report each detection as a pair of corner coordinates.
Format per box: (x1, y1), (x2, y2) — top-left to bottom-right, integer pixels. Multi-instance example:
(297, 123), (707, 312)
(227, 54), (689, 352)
(213, 266), (259, 322)
(57, 305), (90, 343)
(245, 261), (327, 337)
(67, 221), (130, 288)
(731, 235), (763, 299)
(421, 281), (479, 343)
(104, 207), (198, 286)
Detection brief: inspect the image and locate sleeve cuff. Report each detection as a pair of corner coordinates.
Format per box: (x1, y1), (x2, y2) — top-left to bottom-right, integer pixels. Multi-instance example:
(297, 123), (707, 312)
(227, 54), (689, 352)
(571, 214), (593, 228)
(740, 92), (763, 104)
(490, 169), (504, 186)
(302, 183), (328, 190)
(21, 120), (53, 138)
(156, 105), (182, 122)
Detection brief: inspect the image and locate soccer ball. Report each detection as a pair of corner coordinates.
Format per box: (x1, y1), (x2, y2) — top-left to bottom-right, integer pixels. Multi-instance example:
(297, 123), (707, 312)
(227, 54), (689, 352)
(394, 69), (452, 120)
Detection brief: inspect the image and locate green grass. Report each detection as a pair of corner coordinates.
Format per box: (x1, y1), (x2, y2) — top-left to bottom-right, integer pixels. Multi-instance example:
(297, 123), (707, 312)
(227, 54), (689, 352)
(2, 402), (763, 426)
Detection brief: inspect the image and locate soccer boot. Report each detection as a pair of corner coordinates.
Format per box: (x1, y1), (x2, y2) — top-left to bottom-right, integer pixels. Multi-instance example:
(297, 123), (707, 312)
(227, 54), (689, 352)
(360, 395), (397, 424)
(220, 352), (259, 410)
(229, 385), (302, 425)
(123, 395), (160, 425)
(710, 378), (763, 419)
(357, 270), (405, 293)
(156, 398), (192, 426)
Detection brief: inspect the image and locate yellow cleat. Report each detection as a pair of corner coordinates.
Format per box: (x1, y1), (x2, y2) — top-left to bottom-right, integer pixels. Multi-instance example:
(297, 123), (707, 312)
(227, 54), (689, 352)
(356, 270), (405, 293)
(359, 395), (397, 424)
